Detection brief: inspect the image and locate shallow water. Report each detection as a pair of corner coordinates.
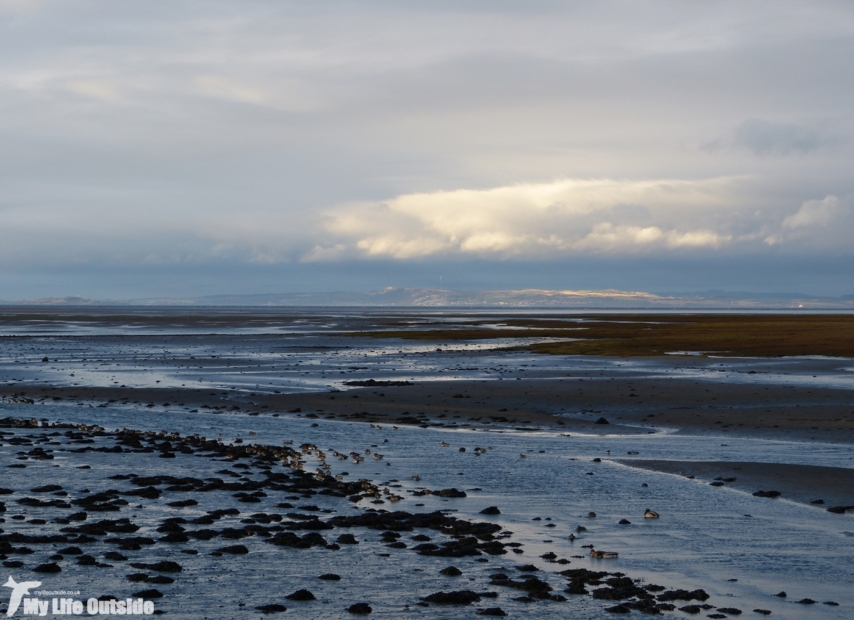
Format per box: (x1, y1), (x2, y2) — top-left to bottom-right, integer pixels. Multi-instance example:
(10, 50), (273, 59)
(2, 401), (851, 619)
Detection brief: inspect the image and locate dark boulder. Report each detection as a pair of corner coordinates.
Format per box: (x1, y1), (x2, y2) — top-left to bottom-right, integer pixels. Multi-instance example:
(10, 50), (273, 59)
(605, 604), (631, 614)
(422, 591), (481, 605)
(347, 603), (372, 614)
(132, 590), (163, 599)
(436, 489), (467, 498)
(129, 561), (182, 573)
(215, 545), (249, 554)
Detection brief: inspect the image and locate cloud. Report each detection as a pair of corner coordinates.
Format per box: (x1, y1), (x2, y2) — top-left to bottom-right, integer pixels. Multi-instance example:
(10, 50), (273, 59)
(0, 204), (314, 267)
(783, 195), (842, 229)
(68, 80), (122, 102)
(731, 118), (839, 155)
(1, 2), (854, 297)
(193, 76), (268, 105)
(312, 178), (747, 260)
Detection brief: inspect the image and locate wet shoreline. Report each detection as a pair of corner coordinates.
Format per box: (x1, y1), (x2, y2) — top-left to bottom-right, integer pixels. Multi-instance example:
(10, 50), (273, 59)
(0, 309), (852, 617)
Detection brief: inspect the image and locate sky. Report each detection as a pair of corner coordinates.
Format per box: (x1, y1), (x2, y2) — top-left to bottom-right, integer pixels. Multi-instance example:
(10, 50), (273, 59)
(2, 0), (853, 299)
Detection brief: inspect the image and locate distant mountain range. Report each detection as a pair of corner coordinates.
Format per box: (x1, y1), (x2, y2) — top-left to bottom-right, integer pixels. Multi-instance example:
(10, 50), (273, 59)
(4, 288), (854, 309)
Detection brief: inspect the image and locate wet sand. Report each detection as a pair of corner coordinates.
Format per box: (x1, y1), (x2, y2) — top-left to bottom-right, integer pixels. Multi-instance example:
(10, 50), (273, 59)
(2, 309), (853, 616)
(616, 460), (854, 510)
(4, 372), (854, 514)
(4, 374), (853, 440)
(1, 308), (853, 532)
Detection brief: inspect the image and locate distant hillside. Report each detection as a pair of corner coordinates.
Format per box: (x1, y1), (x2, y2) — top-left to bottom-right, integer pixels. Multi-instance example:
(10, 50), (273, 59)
(4, 287), (852, 309)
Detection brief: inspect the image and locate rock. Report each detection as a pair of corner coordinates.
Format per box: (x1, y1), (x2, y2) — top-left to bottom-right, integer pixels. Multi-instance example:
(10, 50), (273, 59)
(679, 605), (702, 614)
(479, 506), (501, 515)
(773, 591), (786, 598)
(717, 608), (742, 615)
(160, 533), (190, 543)
(347, 603), (372, 614)
(130, 561), (182, 573)
(215, 545), (249, 554)
(422, 591), (481, 605)
(125, 486), (161, 499)
(319, 574), (341, 580)
(490, 574), (553, 595)
(34, 563), (62, 573)
(285, 589), (315, 601)
(594, 417), (609, 425)
(477, 608), (507, 616)
(167, 499), (198, 507)
(605, 604), (631, 614)
(752, 490), (781, 498)
(337, 534), (358, 545)
(132, 590), (163, 600)
(436, 488), (467, 498)
(657, 589), (710, 602)
(795, 599), (816, 604)
(256, 604), (287, 613)
(147, 576), (174, 585)
(32, 484), (63, 493)
(618, 519), (631, 525)
(440, 566), (462, 576)
(752, 610), (771, 616)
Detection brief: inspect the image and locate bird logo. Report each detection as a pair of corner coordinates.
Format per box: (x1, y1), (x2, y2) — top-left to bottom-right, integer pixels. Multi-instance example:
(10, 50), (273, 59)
(3, 576), (42, 617)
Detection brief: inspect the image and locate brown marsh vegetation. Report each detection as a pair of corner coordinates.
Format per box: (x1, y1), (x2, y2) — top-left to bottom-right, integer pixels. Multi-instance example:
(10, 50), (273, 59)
(350, 314), (854, 357)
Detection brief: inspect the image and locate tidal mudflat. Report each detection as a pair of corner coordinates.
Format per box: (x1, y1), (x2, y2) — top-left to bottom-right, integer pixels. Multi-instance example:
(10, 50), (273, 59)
(0, 308), (852, 618)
